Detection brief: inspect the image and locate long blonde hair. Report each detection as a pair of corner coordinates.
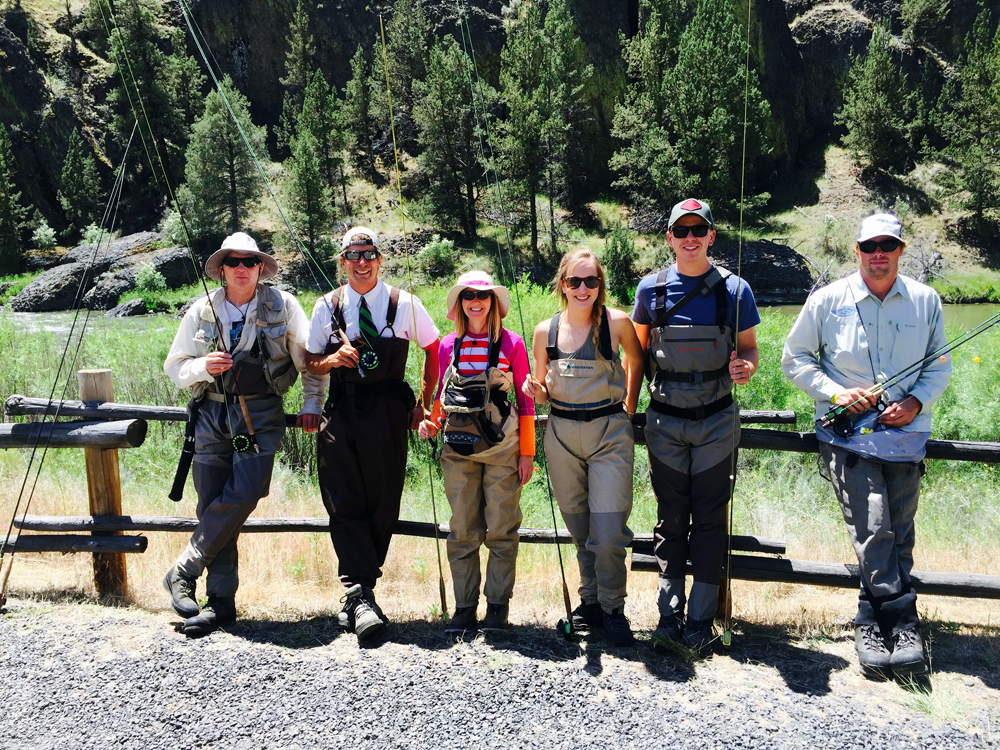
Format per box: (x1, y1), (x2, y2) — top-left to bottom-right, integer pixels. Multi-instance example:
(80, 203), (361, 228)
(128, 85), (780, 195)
(552, 248), (607, 348)
(454, 290), (504, 341)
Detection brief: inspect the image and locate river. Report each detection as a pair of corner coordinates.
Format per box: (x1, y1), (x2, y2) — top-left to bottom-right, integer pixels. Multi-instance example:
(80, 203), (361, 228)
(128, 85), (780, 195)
(773, 303), (1000, 331)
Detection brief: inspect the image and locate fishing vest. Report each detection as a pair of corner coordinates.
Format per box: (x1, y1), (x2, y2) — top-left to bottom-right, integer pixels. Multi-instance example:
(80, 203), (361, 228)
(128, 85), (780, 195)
(440, 334), (514, 456)
(545, 307), (627, 421)
(197, 285), (299, 398)
(646, 266), (735, 418)
(323, 284), (415, 410)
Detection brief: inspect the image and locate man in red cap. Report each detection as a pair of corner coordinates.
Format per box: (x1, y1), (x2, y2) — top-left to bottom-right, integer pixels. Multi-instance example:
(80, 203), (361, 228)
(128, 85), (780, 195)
(631, 199), (760, 652)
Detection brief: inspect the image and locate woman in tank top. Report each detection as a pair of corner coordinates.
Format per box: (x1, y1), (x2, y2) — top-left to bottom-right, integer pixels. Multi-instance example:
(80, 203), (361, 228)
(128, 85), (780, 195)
(522, 248), (644, 646)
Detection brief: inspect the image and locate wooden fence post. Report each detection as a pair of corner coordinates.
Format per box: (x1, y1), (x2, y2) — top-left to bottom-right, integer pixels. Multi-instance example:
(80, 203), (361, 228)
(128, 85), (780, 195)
(78, 369), (128, 600)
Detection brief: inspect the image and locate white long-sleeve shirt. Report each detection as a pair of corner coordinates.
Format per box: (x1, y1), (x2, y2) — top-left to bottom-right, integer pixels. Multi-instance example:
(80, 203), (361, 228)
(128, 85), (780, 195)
(164, 287), (324, 415)
(782, 271), (951, 434)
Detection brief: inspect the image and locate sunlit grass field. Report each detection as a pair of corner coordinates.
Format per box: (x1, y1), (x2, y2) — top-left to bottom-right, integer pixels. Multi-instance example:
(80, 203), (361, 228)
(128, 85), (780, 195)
(3, 280), (1000, 630)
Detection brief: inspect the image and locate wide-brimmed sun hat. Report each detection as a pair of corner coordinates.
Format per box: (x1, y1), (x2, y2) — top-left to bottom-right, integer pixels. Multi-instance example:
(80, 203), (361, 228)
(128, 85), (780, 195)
(205, 232), (278, 282)
(445, 271), (511, 321)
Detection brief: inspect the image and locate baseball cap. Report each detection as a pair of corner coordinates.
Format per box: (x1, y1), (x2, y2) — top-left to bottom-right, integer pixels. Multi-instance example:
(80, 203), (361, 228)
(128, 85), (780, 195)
(341, 226), (380, 252)
(856, 213), (903, 244)
(668, 199), (714, 230)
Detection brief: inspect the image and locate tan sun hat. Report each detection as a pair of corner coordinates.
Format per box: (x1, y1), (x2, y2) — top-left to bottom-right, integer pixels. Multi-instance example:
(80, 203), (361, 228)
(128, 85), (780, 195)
(445, 270), (511, 321)
(205, 232), (278, 282)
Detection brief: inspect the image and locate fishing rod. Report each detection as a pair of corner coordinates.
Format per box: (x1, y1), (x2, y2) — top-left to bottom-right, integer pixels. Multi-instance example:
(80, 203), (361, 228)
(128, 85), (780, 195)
(379, 13), (449, 625)
(454, 0), (575, 639)
(819, 309), (1000, 437)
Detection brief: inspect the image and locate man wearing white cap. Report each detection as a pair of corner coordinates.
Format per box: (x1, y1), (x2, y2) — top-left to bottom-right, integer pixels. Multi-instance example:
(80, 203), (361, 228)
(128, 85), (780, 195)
(162, 231), (323, 636)
(783, 212), (951, 679)
(306, 227), (440, 641)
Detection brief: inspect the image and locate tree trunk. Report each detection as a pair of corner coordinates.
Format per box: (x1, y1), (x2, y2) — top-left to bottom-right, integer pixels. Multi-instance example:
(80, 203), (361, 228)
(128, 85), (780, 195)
(529, 180), (538, 264)
(547, 161), (556, 259)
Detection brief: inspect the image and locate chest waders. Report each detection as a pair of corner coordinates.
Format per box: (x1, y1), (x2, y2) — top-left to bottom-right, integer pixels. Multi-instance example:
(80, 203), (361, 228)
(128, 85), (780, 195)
(317, 285), (416, 592)
(543, 307), (635, 622)
(439, 334), (524, 615)
(644, 267), (740, 629)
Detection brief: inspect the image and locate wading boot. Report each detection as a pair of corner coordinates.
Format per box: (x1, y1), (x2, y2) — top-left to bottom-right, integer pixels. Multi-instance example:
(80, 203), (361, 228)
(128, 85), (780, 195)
(338, 584), (385, 641)
(363, 587), (388, 624)
(480, 603), (509, 632)
(602, 608), (634, 647)
(445, 606), (478, 634)
(183, 596), (236, 637)
(570, 601), (604, 631)
(890, 627), (928, 677)
(652, 612), (685, 649)
(163, 566), (199, 619)
(682, 617), (716, 654)
(855, 623), (892, 680)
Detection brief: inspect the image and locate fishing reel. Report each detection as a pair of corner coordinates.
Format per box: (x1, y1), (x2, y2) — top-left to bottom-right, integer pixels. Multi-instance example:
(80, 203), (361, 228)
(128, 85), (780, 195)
(232, 433), (259, 453)
(829, 397), (887, 439)
(359, 349), (380, 371)
(556, 617), (574, 640)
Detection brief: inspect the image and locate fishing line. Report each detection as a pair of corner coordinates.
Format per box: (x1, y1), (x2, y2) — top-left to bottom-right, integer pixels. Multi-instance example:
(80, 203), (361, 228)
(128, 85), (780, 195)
(1, 124), (135, 604)
(723, 0), (756, 650)
(455, 1), (573, 637)
(379, 14), (449, 623)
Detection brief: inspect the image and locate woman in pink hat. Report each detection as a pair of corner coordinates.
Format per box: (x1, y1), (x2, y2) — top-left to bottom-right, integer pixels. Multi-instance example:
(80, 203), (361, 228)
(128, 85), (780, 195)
(418, 270), (535, 633)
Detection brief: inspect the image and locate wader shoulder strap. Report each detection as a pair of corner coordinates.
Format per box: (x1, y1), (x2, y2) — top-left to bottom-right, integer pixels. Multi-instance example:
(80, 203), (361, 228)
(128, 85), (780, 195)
(545, 312), (563, 362)
(650, 267), (729, 330)
(488, 335), (503, 369)
(598, 306), (613, 360)
(383, 285), (400, 334)
(451, 335), (465, 369)
(328, 285), (348, 337)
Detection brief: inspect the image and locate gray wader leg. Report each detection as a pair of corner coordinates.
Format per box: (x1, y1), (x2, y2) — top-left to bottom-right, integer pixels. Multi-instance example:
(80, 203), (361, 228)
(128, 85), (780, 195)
(647, 409), (737, 622)
(442, 438), (522, 608)
(819, 442), (921, 634)
(545, 414), (634, 612)
(175, 399), (284, 597)
(318, 395), (409, 591)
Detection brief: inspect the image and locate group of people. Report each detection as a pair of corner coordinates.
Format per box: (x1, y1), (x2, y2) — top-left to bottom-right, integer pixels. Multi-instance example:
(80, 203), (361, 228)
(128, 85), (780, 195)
(161, 200), (950, 682)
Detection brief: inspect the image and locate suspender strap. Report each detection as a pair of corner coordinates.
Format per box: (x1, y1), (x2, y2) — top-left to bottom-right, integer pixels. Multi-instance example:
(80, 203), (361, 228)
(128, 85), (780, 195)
(385, 285), (400, 330)
(647, 393), (733, 421)
(654, 268), (668, 314)
(545, 312), (562, 362)
(597, 306), (613, 360)
(715, 282), (727, 329)
(650, 267), (729, 330)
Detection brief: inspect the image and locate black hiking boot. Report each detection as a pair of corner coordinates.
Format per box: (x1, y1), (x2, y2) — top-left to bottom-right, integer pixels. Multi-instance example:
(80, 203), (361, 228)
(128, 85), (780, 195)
(480, 603), (509, 632)
(163, 566), (199, 619)
(183, 596), (236, 637)
(363, 586), (388, 624)
(652, 612), (685, 648)
(445, 606), (478, 634)
(682, 617), (716, 654)
(602, 608), (634, 646)
(855, 623), (892, 680)
(890, 627), (928, 677)
(338, 584), (385, 641)
(571, 601), (604, 631)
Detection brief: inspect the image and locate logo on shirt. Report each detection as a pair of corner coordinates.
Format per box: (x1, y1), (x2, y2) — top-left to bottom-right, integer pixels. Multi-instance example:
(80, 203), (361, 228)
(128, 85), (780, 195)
(831, 306), (857, 318)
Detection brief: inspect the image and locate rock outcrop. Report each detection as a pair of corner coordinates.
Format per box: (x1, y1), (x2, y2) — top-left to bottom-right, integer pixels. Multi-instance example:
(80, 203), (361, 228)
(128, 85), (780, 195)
(103, 298), (148, 318)
(711, 240), (814, 305)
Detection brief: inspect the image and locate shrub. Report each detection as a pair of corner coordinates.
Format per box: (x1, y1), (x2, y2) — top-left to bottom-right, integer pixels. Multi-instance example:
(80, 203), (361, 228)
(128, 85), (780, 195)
(82, 224), (104, 246)
(602, 222), (637, 304)
(32, 220), (56, 250)
(135, 263), (168, 294)
(419, 234), (457, 279)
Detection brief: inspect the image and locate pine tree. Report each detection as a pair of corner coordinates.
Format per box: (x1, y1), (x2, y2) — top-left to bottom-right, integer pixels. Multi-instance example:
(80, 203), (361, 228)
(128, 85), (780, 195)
(936, 7), (1000, 222)
(343, 45), (379, 182)
(657, 0), (771, 214)
(164, 28), (206, 131)
(610, 0), (688, 204)
(275, 0), (316, 156)
(414, 36), (487, 238)
(299, 69), (350, 213)
(540, 0), (592, 252)
(179, 76), (266, 236)
(837, 22), (912, 173)
(0, 124), (28, 274)
(499, 2), (545, 259)
(901, 0), (949, 49)
(287, 128), (333, 258)
(58, 129), (103, 242)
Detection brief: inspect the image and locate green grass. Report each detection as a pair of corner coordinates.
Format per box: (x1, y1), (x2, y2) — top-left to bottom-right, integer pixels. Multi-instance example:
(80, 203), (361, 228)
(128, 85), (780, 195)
(0, 271), (42, 304)
(931, 269), (1000, 304)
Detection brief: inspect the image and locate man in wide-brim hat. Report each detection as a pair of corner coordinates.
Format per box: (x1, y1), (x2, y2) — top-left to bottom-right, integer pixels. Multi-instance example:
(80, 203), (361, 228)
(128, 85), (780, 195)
(162, 231), (322, 636)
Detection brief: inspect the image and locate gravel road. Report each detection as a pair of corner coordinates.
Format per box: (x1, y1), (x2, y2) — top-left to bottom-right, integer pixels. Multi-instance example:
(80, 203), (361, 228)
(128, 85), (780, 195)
(1, 597), (997, 750)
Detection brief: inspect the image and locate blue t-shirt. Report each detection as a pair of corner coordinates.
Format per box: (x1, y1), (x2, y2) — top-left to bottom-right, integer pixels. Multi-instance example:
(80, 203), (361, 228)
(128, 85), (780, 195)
(631, 265), (760, 332)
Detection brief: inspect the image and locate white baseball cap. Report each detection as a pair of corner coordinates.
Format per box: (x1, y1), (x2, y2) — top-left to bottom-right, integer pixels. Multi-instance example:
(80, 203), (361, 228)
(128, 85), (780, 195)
(857, 213), (903, 244)
(341, 226), (380, 252)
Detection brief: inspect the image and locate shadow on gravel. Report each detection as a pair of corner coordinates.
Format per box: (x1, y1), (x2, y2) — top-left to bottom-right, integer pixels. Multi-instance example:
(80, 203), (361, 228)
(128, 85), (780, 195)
(923, 620), (1000, 691)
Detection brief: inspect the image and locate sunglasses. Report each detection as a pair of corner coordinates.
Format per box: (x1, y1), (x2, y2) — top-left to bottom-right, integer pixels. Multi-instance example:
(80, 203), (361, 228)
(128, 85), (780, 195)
(670, 225), (711, 238)
(858, 239), (902, 254)
(342, 249), (380, 261)
(222, 256), (262, 268)
(460, 289), (493, 301)
(563, 276), (601, 290)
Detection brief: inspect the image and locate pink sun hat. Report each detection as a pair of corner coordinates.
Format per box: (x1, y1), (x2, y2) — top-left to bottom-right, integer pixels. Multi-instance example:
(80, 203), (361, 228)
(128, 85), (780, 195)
(445, 271), (511, 321)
